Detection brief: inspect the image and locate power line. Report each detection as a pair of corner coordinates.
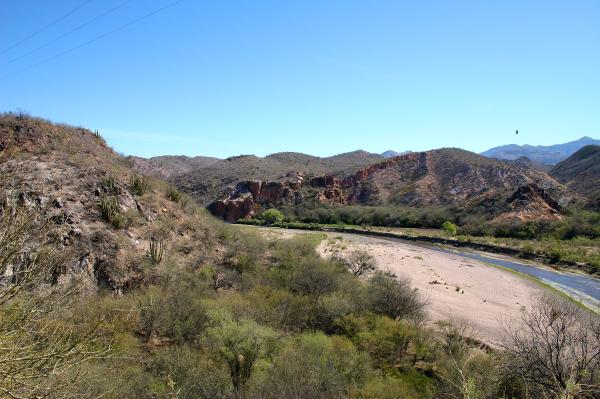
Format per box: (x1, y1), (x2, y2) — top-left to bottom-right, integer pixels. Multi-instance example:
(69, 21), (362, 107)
(0, 0), (95, 55)
(0, 0), (186, 80)
(1, 0), (135, 68)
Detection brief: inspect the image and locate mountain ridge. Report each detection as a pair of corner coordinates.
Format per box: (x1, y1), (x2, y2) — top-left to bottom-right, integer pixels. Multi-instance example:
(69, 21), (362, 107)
(481, 136), (600, 165)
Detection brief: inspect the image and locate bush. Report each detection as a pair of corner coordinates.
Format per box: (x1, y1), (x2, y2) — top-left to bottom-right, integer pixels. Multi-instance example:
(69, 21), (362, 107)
(341, 250), (377, 277)
(202, 310), (278, 392)
(260, 208), (284, 225)
(249, 332), (370, 399)
(367, 272), (425, 321)
(441, 221), (458, 236)
(165, 185), (182, 203)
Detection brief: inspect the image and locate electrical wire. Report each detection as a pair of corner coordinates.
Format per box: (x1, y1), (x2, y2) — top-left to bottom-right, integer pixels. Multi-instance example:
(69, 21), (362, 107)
(1, 0), (135, 68)
(0, 0), (186, 80)
(0, 0), (95, 55)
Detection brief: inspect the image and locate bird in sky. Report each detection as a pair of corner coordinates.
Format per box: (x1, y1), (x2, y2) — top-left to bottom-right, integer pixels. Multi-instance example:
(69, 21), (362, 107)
(515, 129), (519, 135)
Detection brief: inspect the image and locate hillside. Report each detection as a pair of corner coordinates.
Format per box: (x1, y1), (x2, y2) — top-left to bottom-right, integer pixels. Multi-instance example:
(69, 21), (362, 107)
(130, 154), (219, 178)
(209, 148), (574, 223)
(481, 136), (600, 165)
(170, 150), (384, 205)
(0, 114), (223, 293)
(550, 145), (600, 207)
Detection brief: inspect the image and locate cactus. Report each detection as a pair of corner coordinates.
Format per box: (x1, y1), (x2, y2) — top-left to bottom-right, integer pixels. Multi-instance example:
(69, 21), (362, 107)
(99, 195), (124, 228)
(166, 185), (182, 203)
(130, 174), (149, 196)
(147, 238), (164, 264)
(102, 177), (118, 195)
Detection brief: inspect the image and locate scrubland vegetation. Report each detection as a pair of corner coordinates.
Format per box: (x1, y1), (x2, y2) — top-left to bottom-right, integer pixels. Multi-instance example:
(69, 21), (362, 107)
(2, 200), (600, 398)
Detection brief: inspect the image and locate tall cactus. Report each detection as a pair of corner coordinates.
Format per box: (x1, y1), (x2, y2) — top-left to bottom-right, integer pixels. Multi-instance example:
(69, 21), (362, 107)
(148, 238), (164, 264)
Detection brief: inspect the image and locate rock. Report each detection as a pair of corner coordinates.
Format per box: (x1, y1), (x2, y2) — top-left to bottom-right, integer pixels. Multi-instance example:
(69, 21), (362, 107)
(69, 228), (82, 236)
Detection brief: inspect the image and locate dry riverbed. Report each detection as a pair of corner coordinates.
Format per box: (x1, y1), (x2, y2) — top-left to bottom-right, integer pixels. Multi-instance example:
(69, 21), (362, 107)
(253, 226), (546, 342)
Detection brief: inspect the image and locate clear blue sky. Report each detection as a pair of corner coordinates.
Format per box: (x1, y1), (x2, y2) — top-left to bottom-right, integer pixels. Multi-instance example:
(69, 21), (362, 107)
(1, 0), (598, 158)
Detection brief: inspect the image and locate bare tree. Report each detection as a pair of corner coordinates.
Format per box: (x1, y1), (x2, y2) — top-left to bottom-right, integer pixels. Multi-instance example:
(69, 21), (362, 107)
(0, 205), (110, 398)
(434, 320), (496, 399)
(499, 295), (600, 398)
(342, 250), (377, 277)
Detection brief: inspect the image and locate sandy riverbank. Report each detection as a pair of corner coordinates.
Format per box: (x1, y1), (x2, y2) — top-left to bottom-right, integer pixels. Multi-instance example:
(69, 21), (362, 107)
(252, 226), (545, 341)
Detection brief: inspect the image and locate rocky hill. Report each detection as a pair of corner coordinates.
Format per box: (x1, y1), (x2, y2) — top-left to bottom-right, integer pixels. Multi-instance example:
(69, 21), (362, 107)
(550, 145), (600, 208)
(0, 114), (223, 293)
(481, 136), (600, 165)
(168, 150), (384, 205)
(209, 148), (574, 223)
(130, 154), (219, 178)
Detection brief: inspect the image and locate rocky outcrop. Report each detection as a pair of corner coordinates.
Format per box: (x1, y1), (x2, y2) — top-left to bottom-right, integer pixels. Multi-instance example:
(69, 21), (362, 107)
(208, 177), (305, 222)
(496, 184), (562, 222)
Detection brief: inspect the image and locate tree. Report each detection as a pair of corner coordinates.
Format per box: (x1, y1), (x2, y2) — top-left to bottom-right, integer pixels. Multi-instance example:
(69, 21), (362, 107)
(499, 295), (600, 398)
(434, 320), (497, 399)
(344, 250), (377, 277)
(261, 208), (284, 225)
(202, 311), (277, 395)
(367, 271), (426, 321)
(249, 332), (370, 399)
(442, 221), (458, 236)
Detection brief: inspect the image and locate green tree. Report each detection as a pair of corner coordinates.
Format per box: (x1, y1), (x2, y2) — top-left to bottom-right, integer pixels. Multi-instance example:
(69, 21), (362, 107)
(202, 310), (277, 395)
(442, 221), (458, 236)
(261, 208), (284, 225)
(250, 332), (370, 399)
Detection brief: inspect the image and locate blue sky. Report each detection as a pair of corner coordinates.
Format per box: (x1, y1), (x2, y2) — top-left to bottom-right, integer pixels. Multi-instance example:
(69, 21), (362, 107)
(1, 0), (598, 158)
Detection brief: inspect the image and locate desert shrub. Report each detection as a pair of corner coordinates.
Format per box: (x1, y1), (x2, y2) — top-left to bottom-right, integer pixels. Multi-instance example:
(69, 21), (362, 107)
(259, 208), (284, 225)
(367, 272), (426, 321)
(352, 375), (434, 399)
(166, 185), (182, 203)
(434, 320), (498, 399)
(338, 250), (377, 277)
(441, 221), (458, 236)
(137, 287), (209, 344)
(148, 346), (233, 399)
(288, 259), (342, 297)
(202, 309), (278, 393)
(498, 295), (600, 398)
(249, 332), (371, 399)
(129, 174), (149, 196)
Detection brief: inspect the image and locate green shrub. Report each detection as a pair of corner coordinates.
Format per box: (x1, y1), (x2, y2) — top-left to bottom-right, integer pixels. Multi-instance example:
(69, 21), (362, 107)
(248, 332), (370, 399)
(367, 272), (425, 321)
(260, 208), (284, 225)
(441, 221), (458, 236)
(166, 185), (182, 203)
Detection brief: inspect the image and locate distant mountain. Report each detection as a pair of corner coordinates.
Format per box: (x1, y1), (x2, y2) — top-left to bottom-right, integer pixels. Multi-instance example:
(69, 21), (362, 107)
(550, 145), (600, 207)
(381, 150), (412, 158)
(481, 136), (600, 165)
